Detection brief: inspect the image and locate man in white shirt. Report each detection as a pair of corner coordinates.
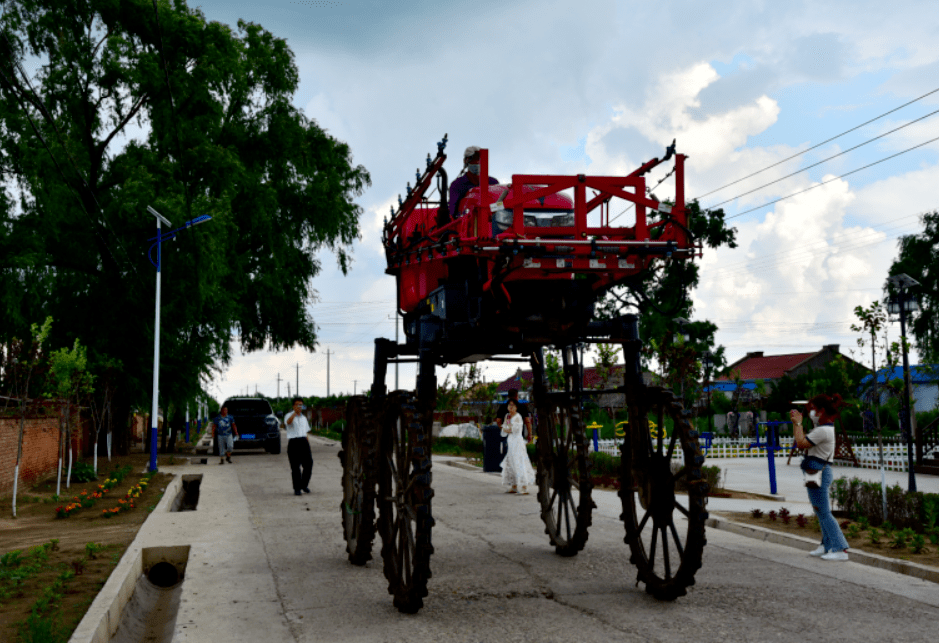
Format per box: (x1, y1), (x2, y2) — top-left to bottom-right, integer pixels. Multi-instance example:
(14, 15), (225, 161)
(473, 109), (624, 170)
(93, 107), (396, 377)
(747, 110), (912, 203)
(285, 397), (314, 496)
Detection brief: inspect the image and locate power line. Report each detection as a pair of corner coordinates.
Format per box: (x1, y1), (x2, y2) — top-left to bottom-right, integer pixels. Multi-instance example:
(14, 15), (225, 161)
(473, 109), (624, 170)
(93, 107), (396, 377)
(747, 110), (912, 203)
(706, 106), (939, 210)
(694, 84), (939, 201)
(702, 211), (926, 278)
(723, 135), (939, 221)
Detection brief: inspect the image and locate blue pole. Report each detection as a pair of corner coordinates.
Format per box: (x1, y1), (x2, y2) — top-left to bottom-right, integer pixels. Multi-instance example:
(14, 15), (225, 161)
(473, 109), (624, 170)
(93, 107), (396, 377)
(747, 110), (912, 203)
(750, 421), (787, 495)
(592, 427), (599, 452)
(766, 425), (778, 496)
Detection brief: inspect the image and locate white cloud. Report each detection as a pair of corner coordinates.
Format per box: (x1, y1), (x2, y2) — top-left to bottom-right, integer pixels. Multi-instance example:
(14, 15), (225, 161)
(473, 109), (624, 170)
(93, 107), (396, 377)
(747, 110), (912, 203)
(194, 0), (939, 398)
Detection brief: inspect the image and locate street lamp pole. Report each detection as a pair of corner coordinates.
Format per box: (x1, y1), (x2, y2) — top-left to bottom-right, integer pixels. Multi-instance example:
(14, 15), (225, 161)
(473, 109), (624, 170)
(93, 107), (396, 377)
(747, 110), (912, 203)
(887, 273), (920, 492)
(144, 206), (213, 473)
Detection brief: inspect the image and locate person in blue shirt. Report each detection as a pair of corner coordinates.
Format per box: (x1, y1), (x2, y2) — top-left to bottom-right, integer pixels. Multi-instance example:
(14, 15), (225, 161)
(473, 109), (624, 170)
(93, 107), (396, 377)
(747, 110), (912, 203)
(448, 146), (500, 222)
(212, 406), (239, 465)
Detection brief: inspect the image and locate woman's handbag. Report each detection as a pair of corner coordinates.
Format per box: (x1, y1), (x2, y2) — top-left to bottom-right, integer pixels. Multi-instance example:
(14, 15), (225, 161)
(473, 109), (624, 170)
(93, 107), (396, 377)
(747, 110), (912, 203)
(800, 455), (827, 489)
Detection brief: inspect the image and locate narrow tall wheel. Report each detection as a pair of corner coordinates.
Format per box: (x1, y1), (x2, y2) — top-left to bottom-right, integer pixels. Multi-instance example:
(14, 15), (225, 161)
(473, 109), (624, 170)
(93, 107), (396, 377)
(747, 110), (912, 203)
(620, 385), (708, 600)
(377, 391), (435, 613)
(532, 347), (593, 556)
(338, 396), (378, 565)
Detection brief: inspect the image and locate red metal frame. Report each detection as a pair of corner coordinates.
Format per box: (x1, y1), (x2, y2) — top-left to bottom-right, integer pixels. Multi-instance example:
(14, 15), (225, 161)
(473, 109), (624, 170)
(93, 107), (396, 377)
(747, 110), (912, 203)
(383, 146), (699, 314)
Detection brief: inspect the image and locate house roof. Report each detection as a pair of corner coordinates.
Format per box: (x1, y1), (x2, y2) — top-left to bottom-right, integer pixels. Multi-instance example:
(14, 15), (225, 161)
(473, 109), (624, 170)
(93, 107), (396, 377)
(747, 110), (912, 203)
(859, 364), (939, 387)
(714, 352), (816, 381)
(704, 381), (757, 393)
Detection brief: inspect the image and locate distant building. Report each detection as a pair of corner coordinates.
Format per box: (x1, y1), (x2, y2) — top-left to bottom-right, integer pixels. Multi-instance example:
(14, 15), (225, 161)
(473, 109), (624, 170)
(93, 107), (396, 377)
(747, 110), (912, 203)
(706, 345), (870, 405)
(495, 365), (656, 409)
(858, 364), (939, 412)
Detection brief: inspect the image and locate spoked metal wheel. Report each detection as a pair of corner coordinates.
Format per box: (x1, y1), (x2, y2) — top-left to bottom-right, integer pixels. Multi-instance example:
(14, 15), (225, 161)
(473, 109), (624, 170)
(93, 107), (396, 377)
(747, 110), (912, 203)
(532, 346), (593, 557)
(620, 385), (708, 600)
(338, 396), (378, 565)
(377, 391), (435, 613)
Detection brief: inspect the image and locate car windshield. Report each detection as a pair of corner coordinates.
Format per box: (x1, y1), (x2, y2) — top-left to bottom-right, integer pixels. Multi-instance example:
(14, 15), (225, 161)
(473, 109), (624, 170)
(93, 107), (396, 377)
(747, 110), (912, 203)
(222, 400), (273, 416)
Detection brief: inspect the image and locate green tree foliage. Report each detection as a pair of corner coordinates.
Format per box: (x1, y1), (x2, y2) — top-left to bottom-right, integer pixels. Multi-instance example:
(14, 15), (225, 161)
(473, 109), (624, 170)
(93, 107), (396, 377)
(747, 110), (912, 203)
(887, 210), (939, 368)
(0, 1), (370, 452)
(46, 336), (95, 493)
(763, 355), (870, 431)
(543, 349), (564, 390)
(596, 201), (737, 393)
(592, 343), (620, 389)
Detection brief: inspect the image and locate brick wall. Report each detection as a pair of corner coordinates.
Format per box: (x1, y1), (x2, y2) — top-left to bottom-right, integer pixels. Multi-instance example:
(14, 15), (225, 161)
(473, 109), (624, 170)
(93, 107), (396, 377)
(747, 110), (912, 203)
(0, 417), (85, 494)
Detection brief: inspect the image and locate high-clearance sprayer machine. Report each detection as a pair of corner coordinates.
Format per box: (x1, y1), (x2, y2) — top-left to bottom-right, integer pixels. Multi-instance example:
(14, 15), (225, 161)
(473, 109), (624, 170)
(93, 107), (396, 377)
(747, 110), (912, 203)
(338, 135), (709, 613)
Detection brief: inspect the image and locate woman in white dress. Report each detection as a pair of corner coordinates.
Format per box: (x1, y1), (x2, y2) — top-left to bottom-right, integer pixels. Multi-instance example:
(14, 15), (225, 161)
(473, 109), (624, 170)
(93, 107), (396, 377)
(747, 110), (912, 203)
(500, 400), (536, 494)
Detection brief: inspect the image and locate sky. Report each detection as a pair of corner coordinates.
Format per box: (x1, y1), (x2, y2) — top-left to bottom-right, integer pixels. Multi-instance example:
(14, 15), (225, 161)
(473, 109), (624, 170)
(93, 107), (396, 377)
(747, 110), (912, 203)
(188, 0), (939, 404)
(46, 0), (939, 403)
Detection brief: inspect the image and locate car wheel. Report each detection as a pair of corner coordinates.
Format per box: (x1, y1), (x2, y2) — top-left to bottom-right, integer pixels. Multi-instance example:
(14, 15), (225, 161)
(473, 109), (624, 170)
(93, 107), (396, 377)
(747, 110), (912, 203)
(212, 435), (220, 456)
(266, 437), (282, 454)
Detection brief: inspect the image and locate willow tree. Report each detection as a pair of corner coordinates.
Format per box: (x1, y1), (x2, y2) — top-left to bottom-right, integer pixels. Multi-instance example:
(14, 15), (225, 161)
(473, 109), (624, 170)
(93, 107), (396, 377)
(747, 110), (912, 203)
(0, 0), (370, 444)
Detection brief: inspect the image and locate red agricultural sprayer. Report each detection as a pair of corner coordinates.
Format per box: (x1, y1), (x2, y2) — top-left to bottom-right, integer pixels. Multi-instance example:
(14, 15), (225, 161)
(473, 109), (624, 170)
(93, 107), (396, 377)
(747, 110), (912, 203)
(338, 135), (710, 613)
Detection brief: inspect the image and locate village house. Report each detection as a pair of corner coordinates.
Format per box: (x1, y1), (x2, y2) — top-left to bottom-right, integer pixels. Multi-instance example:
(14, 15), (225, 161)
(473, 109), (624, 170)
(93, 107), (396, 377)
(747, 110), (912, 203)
(707, 344), (870, 404)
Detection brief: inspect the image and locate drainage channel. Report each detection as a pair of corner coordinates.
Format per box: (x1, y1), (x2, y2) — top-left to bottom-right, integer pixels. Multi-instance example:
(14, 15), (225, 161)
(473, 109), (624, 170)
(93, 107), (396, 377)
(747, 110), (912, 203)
(110, 546), (190, 643)
(170, 474), (202, 512)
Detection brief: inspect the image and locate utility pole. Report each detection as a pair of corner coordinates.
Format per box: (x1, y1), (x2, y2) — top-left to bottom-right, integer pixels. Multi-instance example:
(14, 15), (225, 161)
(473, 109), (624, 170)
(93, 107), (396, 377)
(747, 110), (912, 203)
(354, 380), (357, 395)
(326, 349), (332, 397)
(287, 382), (291, 398)
(276, 373), (282, 400)
(296, 363), (300, 399)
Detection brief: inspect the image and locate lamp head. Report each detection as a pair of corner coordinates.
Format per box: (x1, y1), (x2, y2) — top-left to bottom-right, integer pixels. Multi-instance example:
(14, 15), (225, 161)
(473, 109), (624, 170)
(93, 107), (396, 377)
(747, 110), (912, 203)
(186, 214), (212, 228)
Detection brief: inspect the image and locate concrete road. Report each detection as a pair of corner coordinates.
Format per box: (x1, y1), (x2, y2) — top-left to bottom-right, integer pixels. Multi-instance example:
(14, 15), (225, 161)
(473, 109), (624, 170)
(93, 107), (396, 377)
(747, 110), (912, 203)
(216, 437), (939, 643)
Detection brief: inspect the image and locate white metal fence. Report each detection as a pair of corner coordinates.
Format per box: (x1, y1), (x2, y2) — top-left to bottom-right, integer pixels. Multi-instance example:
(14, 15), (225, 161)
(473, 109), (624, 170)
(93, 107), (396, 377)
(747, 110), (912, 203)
(592, 436), (911, 471)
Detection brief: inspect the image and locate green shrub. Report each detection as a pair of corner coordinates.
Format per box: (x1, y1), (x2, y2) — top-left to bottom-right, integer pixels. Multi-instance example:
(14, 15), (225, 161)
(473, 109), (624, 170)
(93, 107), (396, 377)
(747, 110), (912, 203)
(434, 437), (484, 455)
(671, 462), (721, 492)
(328, 420), (346, 433)
(890, 528), (915, 549)
(831, 476), (939, 531)
(69, 462), (97, 483)
(910, 534), (927, 554)
(589, 451), (619, 478)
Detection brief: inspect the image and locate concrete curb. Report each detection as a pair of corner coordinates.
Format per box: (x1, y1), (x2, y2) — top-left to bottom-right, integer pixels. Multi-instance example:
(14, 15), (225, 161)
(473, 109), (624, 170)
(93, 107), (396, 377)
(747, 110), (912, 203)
(69, 473), (183, 643)
(445, 460), (483, 473)
(714, 489), (787, 502)
(707, 515), (939, 585)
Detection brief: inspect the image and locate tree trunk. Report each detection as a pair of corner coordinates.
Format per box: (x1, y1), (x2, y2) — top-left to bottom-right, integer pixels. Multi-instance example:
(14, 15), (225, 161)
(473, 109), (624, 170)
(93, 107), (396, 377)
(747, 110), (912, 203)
(167, 416), (178, 454)
(160, 413), (169, 453)
(871, 332), (887, 522)
(111, 392), (133, 456)
(65, 403), (73, 489)
(106, 401), (112, 462)
(56, 404), (65, 497)
(12, 411), (26, 518)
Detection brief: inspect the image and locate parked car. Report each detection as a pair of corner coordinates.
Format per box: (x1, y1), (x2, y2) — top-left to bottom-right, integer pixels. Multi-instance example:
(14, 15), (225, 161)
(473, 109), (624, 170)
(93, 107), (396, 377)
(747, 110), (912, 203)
(213, 398), (282, 455)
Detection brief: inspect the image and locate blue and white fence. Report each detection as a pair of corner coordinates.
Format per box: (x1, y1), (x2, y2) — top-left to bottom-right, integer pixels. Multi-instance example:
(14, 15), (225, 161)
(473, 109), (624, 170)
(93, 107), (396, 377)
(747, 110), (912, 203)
(592, 436), (911, 471)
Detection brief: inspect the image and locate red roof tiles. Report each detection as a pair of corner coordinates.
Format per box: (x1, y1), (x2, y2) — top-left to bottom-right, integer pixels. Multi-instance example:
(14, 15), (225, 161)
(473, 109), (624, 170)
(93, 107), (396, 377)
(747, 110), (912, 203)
(715, 352), (816, 381)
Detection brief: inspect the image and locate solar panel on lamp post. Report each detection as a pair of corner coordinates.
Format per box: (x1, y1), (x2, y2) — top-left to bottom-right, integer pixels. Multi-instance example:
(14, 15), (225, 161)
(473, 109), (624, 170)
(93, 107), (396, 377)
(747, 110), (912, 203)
(144, 207), (213, 473)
